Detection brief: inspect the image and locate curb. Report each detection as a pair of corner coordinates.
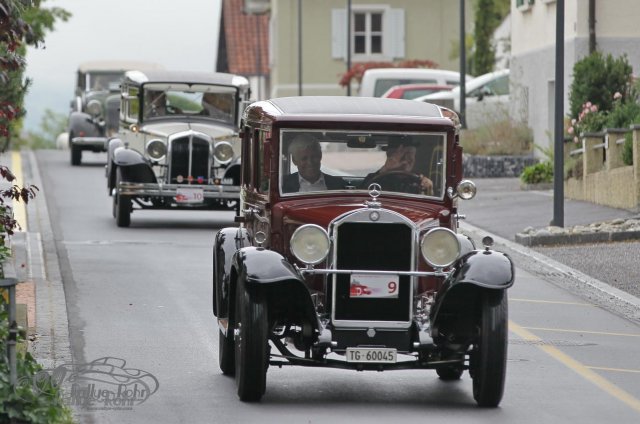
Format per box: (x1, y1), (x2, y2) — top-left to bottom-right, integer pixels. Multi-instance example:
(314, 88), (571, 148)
(461, 221), (640, 323)
(515, 230), (640, 246)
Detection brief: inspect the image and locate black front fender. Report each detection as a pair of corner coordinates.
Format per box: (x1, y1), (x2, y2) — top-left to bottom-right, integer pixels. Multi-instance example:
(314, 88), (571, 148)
(430, 250), (514, 339)
(231, 247), (320, 332)
(212, 227), (250, 317)
(113, 147), (156, 184)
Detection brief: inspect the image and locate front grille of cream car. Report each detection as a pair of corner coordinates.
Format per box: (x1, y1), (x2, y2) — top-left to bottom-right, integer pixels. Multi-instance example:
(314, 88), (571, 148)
(333, 222), (412, 323)
(169, 136), (210, 184)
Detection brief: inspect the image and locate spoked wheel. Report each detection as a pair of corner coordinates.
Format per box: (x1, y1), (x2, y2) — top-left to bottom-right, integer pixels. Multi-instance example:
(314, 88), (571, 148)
(471, 290), (508, 407)
(234, 275), (269, 402)
(114, 167), (131, 227)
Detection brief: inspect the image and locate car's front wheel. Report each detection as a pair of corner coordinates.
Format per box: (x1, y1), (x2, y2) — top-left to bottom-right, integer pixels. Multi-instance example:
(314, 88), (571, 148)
(234, 274), (269, 402)
(471, 290), (508, 407)
(114, 168), (131, 227)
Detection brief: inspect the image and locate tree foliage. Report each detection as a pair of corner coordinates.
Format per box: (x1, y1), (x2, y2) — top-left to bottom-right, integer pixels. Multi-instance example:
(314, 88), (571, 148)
(0, 0), (70, 151)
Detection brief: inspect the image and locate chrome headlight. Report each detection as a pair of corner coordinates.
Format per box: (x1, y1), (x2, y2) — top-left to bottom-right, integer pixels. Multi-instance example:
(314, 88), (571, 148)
(420, 227), (461, 269)
(213, 141), (234, 165)
(146, 139), (167, 160)
(456, 180), (477, 200)
(86, 99), (102, 117)
(290, 224), (330, 265)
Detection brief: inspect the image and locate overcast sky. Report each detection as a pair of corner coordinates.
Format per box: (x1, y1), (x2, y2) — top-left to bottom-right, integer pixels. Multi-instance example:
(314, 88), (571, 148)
(23, 0), (222, 132)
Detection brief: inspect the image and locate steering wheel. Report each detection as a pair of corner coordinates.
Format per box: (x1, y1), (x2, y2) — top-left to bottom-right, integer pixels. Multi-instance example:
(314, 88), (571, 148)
(368, 171), (422, 194)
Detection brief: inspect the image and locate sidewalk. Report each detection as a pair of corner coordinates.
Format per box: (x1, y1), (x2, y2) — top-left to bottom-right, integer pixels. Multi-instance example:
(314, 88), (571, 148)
(460, 177), (640, 299)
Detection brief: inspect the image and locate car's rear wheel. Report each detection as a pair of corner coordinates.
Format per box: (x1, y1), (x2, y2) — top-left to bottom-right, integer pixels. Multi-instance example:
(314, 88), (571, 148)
(234, 274), (269, 402)
(115, 168), (131, 227)
(471, 290), (508, 407)
(219, 328), (235, 375)
(70, 133), (82, 166)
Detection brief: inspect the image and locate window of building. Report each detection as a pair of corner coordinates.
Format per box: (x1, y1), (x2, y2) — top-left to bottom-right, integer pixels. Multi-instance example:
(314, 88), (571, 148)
(353, 11), (383, 55)
(331, 7), (404, 61)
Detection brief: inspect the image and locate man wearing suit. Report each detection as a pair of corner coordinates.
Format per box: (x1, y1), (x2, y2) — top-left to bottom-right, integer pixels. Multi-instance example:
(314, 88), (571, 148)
(282, 134), (345, 193)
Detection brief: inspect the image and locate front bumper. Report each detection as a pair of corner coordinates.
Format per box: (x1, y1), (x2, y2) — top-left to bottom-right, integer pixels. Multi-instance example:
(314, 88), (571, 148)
(71, 136), (108, 150)
(118, 181), (240, 200)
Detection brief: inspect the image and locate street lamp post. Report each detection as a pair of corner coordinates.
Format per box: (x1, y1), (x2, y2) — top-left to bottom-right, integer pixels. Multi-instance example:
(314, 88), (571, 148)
(346, 0), (352, 96)
(552, 0), (565, 227)
(459, 0), (467, 128)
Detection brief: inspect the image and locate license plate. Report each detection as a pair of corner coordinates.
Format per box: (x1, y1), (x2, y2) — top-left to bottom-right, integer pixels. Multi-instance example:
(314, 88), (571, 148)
(346, 348), (397, 363)
(350, 273), (399, 298)
(176, 187), (204, 204)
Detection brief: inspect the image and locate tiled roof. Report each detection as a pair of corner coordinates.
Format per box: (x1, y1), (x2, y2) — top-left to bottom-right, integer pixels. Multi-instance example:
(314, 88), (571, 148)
(220, 0), (269, 76)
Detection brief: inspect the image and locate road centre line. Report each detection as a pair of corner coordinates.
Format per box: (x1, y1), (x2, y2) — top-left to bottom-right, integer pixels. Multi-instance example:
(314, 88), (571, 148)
(520, 326), (640, 338)
(511, 297), (594, 306)
(509, 320), (640, 414)
(587, 366), (640, 374)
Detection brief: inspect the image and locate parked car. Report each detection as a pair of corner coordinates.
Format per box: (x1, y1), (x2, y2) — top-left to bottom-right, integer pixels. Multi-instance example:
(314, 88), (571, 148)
(381, 83), (454, 100)
(67, 61), (162, 166)
(212, 96), (515, 406)
(359, 68), (468, 97)
(416, 69), (510, 129)
(107, 70), (251, 227)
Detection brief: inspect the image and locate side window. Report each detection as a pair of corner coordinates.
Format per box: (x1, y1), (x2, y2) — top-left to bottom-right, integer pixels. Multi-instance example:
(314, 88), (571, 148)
(241, 126), (252, 188)
(126, 86), (140, 122)
(489, 75), (510, 95)
(257, 130), (270, 194)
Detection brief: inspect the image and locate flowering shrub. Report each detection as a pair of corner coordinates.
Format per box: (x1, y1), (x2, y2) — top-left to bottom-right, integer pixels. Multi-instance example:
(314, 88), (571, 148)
(566, 101), (608, 143)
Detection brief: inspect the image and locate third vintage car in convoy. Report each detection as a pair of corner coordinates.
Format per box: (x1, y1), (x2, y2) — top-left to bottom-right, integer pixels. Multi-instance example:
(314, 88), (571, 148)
(68, 61), (162, 166)
(107, 70), (250, 227)
(212, 96), (515, 406)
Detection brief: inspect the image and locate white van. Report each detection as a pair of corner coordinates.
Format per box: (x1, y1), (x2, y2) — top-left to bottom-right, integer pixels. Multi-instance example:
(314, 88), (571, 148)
(359, 68), (466, 98)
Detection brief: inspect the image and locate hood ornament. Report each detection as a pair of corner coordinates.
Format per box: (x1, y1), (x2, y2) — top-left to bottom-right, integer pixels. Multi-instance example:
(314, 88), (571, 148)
(366, 183), (381, 209)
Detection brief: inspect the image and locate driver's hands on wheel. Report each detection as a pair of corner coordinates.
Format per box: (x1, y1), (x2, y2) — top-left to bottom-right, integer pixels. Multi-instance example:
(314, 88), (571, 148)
(377, 145), (433, 195)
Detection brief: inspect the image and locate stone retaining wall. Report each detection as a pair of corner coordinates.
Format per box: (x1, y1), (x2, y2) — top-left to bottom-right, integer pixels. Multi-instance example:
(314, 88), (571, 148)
(462, 154), (538, 178)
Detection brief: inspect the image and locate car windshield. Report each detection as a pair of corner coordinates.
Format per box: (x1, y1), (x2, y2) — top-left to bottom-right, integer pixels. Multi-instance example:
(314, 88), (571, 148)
(87, 72), (123, 91)
(280, 129), (446, 199)
(142, 83), (236, 125)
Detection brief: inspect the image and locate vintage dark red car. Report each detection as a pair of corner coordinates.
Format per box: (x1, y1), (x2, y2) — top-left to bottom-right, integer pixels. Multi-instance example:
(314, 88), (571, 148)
(212, 96), (514, 406)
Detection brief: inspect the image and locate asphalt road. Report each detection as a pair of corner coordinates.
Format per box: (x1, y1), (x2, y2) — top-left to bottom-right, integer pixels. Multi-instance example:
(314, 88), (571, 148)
(15, 150), (640, 423)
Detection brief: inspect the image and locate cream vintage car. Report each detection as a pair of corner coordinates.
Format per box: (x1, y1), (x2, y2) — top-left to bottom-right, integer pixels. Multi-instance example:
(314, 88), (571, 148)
(106, 70), (250, 227)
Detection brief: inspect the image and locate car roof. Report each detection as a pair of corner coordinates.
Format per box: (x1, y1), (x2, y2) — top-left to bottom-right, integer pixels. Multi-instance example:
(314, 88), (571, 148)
(416, 68), (510, 101)
(257, 96), (446, 119)
(362, 68), (462, 77)
(124, 70), (250, 88)
(77, 61), (164, 73)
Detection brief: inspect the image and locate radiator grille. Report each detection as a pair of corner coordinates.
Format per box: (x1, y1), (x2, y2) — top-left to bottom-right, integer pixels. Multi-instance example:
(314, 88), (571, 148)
(169, 136), (210, 184)
(334, 222), (412, 322)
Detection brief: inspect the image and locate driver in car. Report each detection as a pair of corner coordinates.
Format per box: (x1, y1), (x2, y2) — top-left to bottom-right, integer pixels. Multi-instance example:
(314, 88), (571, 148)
(361, 139), (433, 195)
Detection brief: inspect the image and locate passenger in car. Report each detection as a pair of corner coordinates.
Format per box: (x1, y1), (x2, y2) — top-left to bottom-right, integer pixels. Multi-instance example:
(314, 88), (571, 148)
(282, 134), (345, 193)
(201, 92), (233, 121)
(361, 139), (433, 195)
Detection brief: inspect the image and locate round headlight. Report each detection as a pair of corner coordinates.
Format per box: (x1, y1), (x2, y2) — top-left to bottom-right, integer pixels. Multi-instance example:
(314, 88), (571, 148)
(86, 99), (102, 117)
(290, 224), (330, 265)
(456, 180), (477, 200)
(420, 227), (461, 269)
(146, 139), (167, 160)
(213, 141), (234, 165)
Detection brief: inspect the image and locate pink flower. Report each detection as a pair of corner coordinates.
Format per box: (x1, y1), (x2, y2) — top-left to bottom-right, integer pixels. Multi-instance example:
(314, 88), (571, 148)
(586, 101), (592, 108)
(573, 136), (579, 143)
(590, 105), (598, 112)
(568, 126), (574, 134)
(614, 92), (622, 100)
(571, 118), (577, 125)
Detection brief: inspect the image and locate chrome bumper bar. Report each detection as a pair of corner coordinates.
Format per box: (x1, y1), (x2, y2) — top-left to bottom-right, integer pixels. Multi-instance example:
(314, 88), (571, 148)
(71, 136), (108, 148)
(298, 268), (452, 278)
(118, 182), (240, 199)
